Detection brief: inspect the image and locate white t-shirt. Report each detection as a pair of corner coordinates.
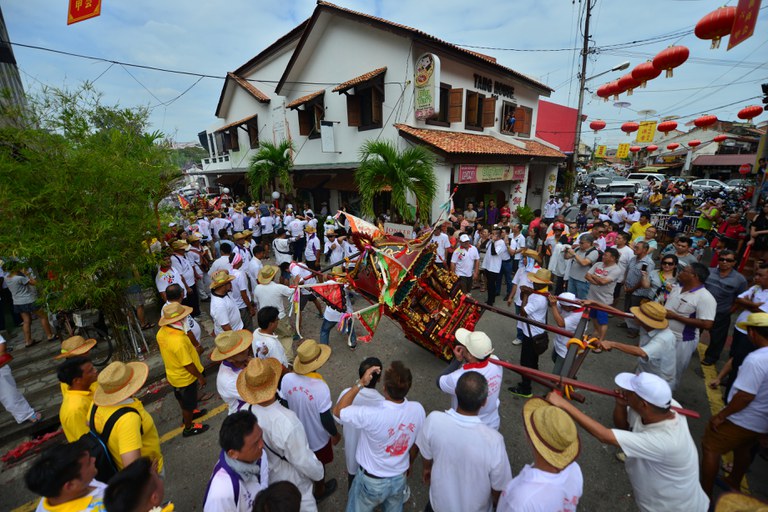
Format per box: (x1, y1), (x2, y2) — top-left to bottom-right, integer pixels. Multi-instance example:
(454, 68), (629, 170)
(251, 330), (288, 367)
(547, 243), (568, 277)
(325, 240), (345, 265)
(272, 238), (293, 267)
(248, 215), (262, 237)
(612, 403), (709, 512)
(727, 346), (768, 433)
(497, 462), (583, 512)
(622, 210), (641, 232)
(553, 308), (584, 358)
(334, 387), (385, 475)
(216, 362), (244, 415)
(512, 263), (539, 307)
(523, 294), (548, 337)
(279, 373), (333, 451)
(253, 282), (294, 319)
(451, 245), (480, 277)
(35, 479), (107, 512)
(637, 328), (677, 386)
(260, 215), (275, 235)
(230, 268), (250, 309)
(431, 232), (452, 263)
(615, 245), (634, 284)
(735, 286), (768, 334)
(245, 257), (263, 297)
(155, 267), (185, 297)
(209, 256), (231, 277)
(164, 300), (201, 342)
(510, 234), (526, 260)
(203, 452), (268, 512)
(288, 219), (307, 238)
(416, 410), (512, 512)
(438, 358), (503, 430)
(210, 293), (243, 335)
(304, 235), (321, 262)
(665, 285), (717, 344)
(586, 262), (623, 304)
(339, 399), (426, 478)
(289, 263), (316, 296)
(543, 201), (559, 219)
(481, 239), (506, 273)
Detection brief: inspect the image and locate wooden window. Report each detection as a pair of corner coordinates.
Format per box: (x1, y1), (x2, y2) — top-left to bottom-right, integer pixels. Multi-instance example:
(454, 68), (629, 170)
(297, 96), (325, 138)
(465, 90), (485, 130)
(513, 106), (533, 138)
(344, 77), (384, 131)
(500, 101), (518, 134)
(426, 83), (451, 127)
(448, 88), (463, 123)
(228, 129), (240, 152)
(246, 118), (259, 149)
(482, 96), (496, 128)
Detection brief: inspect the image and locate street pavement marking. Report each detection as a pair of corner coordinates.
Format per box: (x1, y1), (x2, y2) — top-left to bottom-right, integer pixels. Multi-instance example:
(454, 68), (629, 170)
(697, 343), (749, 493)
(11, 403), (229, 512)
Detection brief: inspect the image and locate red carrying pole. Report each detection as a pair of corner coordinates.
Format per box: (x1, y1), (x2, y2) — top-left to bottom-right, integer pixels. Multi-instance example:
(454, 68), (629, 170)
(531, 290), (635, 319)
(489, 358), (700, 419)
(464, 297), (574, 338)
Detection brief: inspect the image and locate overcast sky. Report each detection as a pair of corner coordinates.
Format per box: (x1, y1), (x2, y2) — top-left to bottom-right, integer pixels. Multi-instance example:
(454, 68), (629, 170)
(4, 0), (767, 147)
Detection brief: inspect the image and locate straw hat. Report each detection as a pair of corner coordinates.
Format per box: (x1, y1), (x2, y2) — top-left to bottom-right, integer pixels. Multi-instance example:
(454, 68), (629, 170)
(210, 269), (236, 290)
(242, 229), (252, 237)
(455, 328), (494, 359)
(523, 398), (580, 470)
(158, 302), (193, 327)
(211, 330), (254, 362)
(93, 361), (149, 406)
(522, 248), (542, 264)
(293, 339), (331, 375)
(325, 228), (336, 236)
(528, 268), (553, 285)
(715, 492), (768, 512)
(187, 233), (201, 243)
(236, 358), (283, 405)
(54, 335), (97, 360)
(233, 232), (246, 241)
(258, 265), (279, 285)
(171, 240), (189, 251)
(736, 312), (768, 331)
(305, 225), (316, 234)
(630, 301), (669, 330)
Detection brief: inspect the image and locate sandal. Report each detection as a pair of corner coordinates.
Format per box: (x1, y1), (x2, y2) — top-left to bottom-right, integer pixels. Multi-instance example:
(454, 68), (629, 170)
(46, 335), (59, 342)
(141, 322), (156, 330)
(27, 412), (43, 424)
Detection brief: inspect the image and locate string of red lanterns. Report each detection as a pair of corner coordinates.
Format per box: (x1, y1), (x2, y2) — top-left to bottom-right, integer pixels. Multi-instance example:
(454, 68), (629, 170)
(667, 143), (680, 150)
(687, 139), (701, 148)
(589, 120), (606, 133)
(738, 105), (763, 123)
(652, 45), (690, 78)
(695, 6), (737, 49)
(693, 115), (718, 130)
(646, 145), (659, 152)
(621, 122), (639, 135)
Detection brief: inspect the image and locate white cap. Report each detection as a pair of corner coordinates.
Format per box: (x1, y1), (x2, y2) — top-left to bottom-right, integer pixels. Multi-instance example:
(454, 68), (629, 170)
(614, 372), (671, 409)
(459, 233), (471, 243)
(557, 292), (577, 306)
(455, 328), (494, 359)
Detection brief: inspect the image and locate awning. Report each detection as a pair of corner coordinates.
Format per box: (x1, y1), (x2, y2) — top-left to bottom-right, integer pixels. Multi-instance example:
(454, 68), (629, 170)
(332, 67), (387, 93)
(286, 89), (324, 110)
(295, 174), (332, 189)
(324, 173), (358, 192)
(638, 165), (675, 172)
(693, 153), (757, 167)
(215, 113), (258, 133)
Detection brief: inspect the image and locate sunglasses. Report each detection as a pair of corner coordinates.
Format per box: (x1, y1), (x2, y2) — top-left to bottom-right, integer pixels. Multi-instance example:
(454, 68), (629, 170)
(662, 261), (676, 266)
(721, 258), (736, 263)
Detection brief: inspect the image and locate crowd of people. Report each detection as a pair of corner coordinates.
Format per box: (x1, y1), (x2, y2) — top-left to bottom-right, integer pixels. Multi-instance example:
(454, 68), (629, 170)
(2, 187), (768, 511)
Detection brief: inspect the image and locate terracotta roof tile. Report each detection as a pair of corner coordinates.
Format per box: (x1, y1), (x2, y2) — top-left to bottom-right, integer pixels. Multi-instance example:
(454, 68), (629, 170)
(215, 113), (258, 133)
(316, 2), (552, 93)
(286, 89), (325, 109)
(332, 67), (387, 92)
(394, 124), (565, 159)
(227, 72), (270, 103)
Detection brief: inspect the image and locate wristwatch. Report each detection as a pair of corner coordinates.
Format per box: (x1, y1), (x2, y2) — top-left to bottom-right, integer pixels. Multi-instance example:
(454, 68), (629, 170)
(355, 382), (365, 390)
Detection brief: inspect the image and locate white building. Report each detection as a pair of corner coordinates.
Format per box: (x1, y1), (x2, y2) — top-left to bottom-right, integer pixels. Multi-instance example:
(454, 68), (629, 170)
(201, 1), (565, 221)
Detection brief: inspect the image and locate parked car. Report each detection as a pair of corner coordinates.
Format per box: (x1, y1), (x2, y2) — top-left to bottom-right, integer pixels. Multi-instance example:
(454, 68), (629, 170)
(595, 192), (627, 206)
(588, 176), (612, 190)
(690, 179), (732, 193)
(725, 178), (755, 190)
(625, 172), (666, 190)
(605, 182), (638, 195)
(562, 204), (612, 224)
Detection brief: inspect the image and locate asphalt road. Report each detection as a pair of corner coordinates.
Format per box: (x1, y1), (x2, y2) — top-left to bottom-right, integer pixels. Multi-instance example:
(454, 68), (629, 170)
(3, 299), (766, 511)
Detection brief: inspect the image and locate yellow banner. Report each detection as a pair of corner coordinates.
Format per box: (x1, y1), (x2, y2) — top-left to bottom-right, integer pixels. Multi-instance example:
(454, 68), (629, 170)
(616, 143), (630, 159)
(635, 121), (657, 143)
(594, 145), (607, 158)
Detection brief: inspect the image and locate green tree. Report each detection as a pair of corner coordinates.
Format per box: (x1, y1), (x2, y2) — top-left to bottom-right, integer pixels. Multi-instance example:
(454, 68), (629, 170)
(247, 139), (294, 200)
(0, 83), (179, 360)
(355, 140), (437, 224)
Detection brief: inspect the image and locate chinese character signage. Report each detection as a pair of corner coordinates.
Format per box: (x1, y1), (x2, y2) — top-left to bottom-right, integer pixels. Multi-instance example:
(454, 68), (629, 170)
(456, 164), (526, 184)
(728, 0), (762, 50)
(616, 143), (630, 159)
(414, 53), (441, 120)
(68, 0), (101, 25)
(635, 121), (657, 143)
(594, 145), (607, 158)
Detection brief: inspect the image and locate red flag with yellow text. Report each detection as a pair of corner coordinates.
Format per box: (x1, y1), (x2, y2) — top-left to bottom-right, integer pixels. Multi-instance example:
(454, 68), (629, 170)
(68, 0), (102, 25)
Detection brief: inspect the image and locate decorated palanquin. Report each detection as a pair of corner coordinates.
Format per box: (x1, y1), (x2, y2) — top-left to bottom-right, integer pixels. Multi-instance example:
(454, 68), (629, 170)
(340, 214), (484, 361)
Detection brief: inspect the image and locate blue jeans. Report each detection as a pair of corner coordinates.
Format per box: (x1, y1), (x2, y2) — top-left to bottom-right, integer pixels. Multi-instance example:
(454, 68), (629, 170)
(568, 278), (590, 299)
(319, 318), (357, 347)
(346, 468), (406, 512)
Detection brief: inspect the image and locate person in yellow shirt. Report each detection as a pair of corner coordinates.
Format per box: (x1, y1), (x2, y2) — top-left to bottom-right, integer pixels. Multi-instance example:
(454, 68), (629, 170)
(56, 355), (99, 442)
(25, 439), (106, 512)
(156, 302), (209, 437)
(628, 213), (651, 242)
(90, 361), (164, 473)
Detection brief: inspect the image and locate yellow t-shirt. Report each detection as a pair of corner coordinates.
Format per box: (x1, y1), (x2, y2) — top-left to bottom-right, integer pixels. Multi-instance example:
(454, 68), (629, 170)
(60, 385), (96, 443)
(38, 480), (106, 511)
(89, 399), (164, 472)
(629, 221), (650, 242)
(156, 325), (202, 388)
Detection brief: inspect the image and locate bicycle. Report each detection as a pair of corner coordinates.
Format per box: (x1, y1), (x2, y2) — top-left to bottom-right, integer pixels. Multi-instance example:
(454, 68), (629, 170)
(53, 309), (114, 367)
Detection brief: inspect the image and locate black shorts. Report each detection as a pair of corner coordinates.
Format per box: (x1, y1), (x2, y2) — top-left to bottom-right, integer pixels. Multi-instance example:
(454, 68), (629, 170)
(299, 292), (314, 311)
(173, 381), (199, 411)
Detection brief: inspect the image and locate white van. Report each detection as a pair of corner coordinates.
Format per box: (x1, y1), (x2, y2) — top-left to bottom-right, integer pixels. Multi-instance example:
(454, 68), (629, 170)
(626, 173), (666, 189)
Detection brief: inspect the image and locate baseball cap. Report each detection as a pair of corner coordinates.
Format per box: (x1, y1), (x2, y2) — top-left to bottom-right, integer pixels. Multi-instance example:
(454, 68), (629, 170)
(459, 233), (471, 243)
(614, 372), (671, 409)
(455, 328), (494, 359)
(553, 223), (565, 231)
(557, 292), (578, 306)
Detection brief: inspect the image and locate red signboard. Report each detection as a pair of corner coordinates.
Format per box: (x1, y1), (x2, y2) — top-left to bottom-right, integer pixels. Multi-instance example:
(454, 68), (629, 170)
(739, 163), (752, 175)
(68, 0), (102, 25)
(728, 0), (762, 50)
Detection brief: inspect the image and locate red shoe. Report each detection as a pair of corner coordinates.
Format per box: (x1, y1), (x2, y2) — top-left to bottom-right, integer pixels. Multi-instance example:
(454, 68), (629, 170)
(183, 423), (210, 437)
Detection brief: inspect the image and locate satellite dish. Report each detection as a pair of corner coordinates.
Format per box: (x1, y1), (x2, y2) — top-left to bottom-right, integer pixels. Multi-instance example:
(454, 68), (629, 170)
(613, 102), (631, 108)
(638, 109), (657, 118)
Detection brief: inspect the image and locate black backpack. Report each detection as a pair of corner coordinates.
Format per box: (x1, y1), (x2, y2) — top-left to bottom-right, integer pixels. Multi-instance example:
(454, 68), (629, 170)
(80, 405), (142, 482)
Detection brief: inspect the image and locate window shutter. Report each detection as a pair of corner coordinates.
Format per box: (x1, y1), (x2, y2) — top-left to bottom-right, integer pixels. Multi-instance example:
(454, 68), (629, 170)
(247, 119), (259, 149)
(298, 110), (311, 136)
(371, 88), (382, 125)
(518, 106), (533, 137)
(513, 107), (525, 133)
(229, 129), (239, 152)
(482, 96), (496, 127)
(466, 91), (478, 126)
(448, 88), (463, 123)
(346, 94), (360, 127)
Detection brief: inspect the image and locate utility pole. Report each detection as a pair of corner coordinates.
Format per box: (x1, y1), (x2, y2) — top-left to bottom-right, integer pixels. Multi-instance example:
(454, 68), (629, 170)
(568, 0), (593, 194)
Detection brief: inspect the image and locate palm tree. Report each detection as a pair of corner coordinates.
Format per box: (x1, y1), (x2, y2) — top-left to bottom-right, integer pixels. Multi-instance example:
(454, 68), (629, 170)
(247, 139), (294, 200)
(356, 140), (437, 224)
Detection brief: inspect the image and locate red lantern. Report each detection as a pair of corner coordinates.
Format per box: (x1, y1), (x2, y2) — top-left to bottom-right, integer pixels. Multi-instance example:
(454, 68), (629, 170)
(687, 139), (701, 148)
(631, 61), (662, 88)
(695, 6), (737, 49)
(738, 105), (763, 122)
(657, 120), (678, 136)
(653, 45), (690, 78)
(646, 145), (659, 152)
(596, 83), (615, 102)
(667, 143), (680, 151)
(611, 80), (627, 100)
(713, 134), (728, 143)
(629, 146), (641, 153)
(621, 122), (639, 135)
(694, 115), (718, 130)
(618, 74), (642, 96)
(589, 119), (606, 133)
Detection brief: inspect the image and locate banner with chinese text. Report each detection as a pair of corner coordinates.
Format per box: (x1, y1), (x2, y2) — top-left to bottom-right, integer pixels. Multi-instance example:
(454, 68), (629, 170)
(594, 145), (607, 158)
(616, 143), (630, 159)
(728, 0), (762, 50)
(68, 0), (101, 24)
(635, 121), (657, 143)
